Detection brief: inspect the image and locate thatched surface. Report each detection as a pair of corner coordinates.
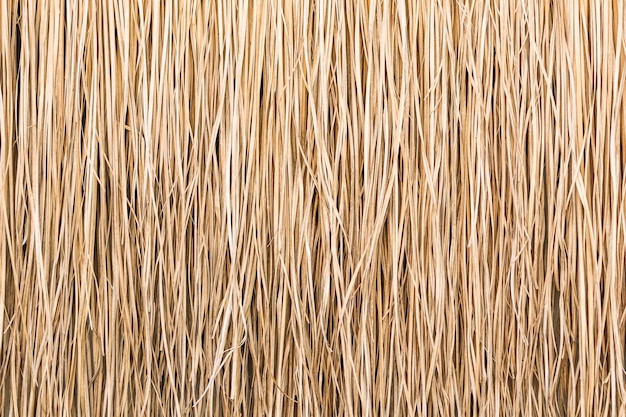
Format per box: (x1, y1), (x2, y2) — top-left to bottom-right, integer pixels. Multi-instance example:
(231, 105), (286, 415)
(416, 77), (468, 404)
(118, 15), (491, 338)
(1, 1), (625, 415)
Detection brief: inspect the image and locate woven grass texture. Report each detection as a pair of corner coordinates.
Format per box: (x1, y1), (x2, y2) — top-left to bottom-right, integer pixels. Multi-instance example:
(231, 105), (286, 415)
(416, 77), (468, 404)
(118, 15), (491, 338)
(1, 0), (626, 416)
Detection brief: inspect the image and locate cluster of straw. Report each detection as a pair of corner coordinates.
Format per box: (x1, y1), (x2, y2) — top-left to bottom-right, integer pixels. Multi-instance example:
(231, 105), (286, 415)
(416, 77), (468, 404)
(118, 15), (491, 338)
(0, 0), (625, 416)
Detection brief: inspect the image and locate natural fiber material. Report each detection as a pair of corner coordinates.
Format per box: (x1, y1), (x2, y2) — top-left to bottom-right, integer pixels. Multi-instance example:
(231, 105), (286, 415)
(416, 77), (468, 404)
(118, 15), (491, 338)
(1, 1), (626, 416)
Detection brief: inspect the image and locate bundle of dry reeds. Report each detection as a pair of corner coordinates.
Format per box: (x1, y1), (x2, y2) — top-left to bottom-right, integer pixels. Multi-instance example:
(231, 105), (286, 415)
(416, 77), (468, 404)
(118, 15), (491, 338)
(1, 0), (626, 415)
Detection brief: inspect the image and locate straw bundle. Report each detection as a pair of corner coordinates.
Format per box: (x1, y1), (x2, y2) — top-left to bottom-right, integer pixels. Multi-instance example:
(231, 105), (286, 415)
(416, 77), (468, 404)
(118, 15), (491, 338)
(1, 0), (625, 416)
